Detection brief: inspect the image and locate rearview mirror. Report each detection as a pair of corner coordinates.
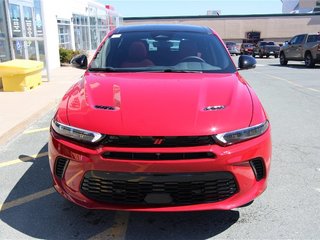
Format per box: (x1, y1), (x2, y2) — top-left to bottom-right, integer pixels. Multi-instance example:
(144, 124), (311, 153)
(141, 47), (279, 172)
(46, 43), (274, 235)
(71, 54), (88, 69)
(238, 55), (256, 70)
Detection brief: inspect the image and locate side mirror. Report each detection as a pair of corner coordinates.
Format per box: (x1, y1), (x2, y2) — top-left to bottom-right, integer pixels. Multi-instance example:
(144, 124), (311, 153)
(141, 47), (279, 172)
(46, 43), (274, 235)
(238, 55), (256, 70)
(70, 54), (88, 69)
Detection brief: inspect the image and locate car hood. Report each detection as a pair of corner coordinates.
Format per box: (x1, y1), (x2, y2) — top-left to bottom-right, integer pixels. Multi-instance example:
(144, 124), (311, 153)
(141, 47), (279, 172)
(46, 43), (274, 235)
(66, 72), (253, 136)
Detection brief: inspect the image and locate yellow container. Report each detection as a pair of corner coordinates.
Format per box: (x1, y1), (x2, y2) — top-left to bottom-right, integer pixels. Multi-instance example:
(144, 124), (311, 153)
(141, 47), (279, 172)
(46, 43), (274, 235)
(0, 59), (44, 92)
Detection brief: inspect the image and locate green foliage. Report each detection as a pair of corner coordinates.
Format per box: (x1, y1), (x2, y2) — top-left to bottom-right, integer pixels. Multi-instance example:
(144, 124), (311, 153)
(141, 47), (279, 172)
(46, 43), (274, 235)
(59, 48), (82, 63)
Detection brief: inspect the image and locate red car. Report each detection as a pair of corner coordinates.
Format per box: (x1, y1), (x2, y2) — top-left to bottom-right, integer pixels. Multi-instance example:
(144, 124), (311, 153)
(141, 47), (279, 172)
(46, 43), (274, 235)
(240, 43), (254, 55)
(49, 24), (271, 212)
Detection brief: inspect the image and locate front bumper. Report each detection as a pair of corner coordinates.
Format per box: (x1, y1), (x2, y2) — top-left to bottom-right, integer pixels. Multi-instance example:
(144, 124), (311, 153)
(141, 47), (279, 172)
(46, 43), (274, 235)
(48, 128), (271, 212)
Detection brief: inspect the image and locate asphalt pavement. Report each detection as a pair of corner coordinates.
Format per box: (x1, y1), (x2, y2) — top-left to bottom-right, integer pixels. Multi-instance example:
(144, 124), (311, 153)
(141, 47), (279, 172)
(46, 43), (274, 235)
(0, 57), (320, 239)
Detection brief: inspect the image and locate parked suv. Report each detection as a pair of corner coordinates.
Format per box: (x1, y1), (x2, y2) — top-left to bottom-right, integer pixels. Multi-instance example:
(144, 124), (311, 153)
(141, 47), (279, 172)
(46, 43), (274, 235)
(253, 41), (280, 58)
(280, 33), (320, 68)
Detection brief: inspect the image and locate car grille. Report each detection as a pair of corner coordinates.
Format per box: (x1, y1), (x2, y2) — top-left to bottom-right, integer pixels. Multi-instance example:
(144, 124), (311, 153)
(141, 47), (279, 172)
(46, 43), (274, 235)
(81, 171), (238, 206)
(101, 135), (215, 148)
(102, 151), (215, 160)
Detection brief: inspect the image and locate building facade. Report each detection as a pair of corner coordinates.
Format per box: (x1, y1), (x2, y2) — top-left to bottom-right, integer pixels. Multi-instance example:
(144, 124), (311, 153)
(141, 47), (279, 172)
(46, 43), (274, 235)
(0, 0), (121, 73)
(124, 13), (320, 44)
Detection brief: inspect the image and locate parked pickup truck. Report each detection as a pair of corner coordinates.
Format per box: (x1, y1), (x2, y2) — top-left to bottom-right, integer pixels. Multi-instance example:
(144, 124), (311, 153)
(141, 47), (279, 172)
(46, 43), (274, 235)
(253, 41), (280, 58)
(280, 33), (320, 68)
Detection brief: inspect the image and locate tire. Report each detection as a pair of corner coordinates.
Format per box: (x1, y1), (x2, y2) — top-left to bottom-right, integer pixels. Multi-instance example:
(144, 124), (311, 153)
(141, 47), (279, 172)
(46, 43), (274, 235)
(266, 54), (270, 58)
(280, 52), (288, 66)
(274, 54), (278, 58)
(304, 52), (315, 68)
(259, 52), (263, 58)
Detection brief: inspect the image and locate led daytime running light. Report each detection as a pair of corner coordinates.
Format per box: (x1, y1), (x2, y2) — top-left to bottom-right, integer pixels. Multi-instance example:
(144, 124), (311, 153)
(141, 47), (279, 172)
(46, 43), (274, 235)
(214, 121), (269, 146)
(51, 120), (104, 143)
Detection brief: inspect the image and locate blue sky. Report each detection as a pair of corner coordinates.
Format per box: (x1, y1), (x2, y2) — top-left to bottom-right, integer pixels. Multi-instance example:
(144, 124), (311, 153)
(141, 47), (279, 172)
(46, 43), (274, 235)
(99, 0), (283, 17)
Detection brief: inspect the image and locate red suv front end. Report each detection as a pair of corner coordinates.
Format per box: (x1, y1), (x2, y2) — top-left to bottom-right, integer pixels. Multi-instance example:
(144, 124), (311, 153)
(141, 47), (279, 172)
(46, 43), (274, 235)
(49, 24), (271, 211)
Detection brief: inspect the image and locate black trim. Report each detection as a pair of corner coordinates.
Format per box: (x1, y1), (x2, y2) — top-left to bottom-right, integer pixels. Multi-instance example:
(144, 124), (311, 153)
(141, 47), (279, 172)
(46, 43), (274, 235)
(250, 158), (265, 181)
(54, 157), (69, 179)
(102, 151), (215, 160)
(81, 171), (238, 206)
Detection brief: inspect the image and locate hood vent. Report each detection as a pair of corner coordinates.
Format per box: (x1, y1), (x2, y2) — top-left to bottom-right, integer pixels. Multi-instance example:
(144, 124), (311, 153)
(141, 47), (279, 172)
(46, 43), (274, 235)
(95, 105), (116, 111)
(204, 105), (225, 111)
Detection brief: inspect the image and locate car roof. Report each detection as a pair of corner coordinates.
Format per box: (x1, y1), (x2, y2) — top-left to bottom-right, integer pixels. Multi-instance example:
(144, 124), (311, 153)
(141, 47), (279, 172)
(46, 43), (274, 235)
(114, 24), (213, 34)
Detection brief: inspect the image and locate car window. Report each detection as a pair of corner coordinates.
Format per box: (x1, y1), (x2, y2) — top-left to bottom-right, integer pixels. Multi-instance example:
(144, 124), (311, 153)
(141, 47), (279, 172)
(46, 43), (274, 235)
(90, 30), (236, 73)
(266, 42), (275, 45)
(295, 35), (305, 44)
(290, 36), (298, 44)
(307, 35), (320, 43)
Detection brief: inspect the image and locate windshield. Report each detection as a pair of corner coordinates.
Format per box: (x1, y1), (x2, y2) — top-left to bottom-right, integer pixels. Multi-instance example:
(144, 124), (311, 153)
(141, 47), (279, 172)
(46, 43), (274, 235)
(89, 30), (236, 73)
(261, 42), (275, 46)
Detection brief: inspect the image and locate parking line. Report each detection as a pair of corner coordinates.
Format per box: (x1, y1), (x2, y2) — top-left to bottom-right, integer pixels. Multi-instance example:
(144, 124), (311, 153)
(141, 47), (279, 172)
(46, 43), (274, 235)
(0, 187), (55, 212)
(23, 127), (50, 134)
(253, 71), (320, 93)
(0, 152), (48, 168)
(89, 211), (130, 240)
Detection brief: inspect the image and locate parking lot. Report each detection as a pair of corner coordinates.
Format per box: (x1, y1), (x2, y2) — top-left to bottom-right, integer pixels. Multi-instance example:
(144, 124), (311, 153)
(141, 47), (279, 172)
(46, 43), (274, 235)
(0, 56), (319, 239)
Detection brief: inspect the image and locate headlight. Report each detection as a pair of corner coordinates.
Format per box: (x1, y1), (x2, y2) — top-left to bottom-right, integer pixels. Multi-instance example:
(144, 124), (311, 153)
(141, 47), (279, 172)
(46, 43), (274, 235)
(213, 121), (269, 146)
(51, 120), (105, 143)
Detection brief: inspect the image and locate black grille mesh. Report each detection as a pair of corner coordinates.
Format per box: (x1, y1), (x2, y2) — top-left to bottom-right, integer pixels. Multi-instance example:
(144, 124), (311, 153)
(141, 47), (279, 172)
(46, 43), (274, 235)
(102, 152), (215, 160)
(250, 158), (265, 181)
(55, 157), (69, 179)
(81, 171), (238, 206)
(102, 135), (215, 148)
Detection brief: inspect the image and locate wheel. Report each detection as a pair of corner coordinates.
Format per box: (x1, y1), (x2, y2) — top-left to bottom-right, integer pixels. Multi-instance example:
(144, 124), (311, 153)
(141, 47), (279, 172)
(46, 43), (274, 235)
(280, 52), (288, 66)
(274, 54), (278, 58)
(304, 52), (315, 68)
(259, 52), (263, 58)
(179, 56), (205, 63)
(266, 54), (270, 58)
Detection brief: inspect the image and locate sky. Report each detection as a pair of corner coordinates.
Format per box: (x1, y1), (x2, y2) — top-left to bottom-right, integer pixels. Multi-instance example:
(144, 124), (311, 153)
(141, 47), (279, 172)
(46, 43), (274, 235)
(99, 0), (283, 17)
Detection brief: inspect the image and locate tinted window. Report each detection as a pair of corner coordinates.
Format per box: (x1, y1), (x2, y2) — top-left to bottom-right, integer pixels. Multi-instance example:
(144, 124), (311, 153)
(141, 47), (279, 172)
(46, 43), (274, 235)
(307, 35), (320, 43)
(90, 30), (236, 73)
(266, 42), (275, 45)
(292, 35), (305, 44)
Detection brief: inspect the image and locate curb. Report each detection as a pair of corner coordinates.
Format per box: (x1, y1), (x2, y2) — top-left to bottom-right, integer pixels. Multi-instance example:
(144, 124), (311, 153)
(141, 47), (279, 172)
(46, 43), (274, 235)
(0, 101), (57, 146)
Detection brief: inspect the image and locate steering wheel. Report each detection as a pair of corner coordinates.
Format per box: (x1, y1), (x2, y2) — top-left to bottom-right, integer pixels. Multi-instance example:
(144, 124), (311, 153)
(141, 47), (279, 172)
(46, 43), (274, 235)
(179, 56), (205, 63)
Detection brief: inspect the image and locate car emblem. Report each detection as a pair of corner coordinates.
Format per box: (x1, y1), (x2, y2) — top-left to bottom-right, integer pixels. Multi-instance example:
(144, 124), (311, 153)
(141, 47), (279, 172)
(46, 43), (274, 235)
(204, 105), (225, 111)
(153, 137), (164, 145)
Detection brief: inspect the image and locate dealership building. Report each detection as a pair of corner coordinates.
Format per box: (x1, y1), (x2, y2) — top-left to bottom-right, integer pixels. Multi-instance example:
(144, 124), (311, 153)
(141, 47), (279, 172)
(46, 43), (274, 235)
(1, 0), (320, 76)
(123, 13), (320, 44)
(0, 0), (121, 74)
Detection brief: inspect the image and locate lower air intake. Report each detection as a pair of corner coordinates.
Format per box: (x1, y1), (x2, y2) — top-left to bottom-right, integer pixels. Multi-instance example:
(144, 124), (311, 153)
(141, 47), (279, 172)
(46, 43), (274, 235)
(55, 157), (69, 179)
(81, 171), (238, 206)
(250, 158), (265, 181)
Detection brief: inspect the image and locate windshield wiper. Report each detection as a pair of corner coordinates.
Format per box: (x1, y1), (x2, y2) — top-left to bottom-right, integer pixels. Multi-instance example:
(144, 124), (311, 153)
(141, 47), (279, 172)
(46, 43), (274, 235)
(88, 67), (119, 72)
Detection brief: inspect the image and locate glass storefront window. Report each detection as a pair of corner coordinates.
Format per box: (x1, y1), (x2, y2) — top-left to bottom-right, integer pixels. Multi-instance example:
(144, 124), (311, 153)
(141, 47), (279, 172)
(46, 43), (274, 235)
(34, 0), (43, 37)
(0, 0), (11, 62)
(73, 14), (90, 51)
(8, 0), (45, 65)
(13, 40), (25, 59)
(9, 3), (22, 37)
(57, 19), (71, 49)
